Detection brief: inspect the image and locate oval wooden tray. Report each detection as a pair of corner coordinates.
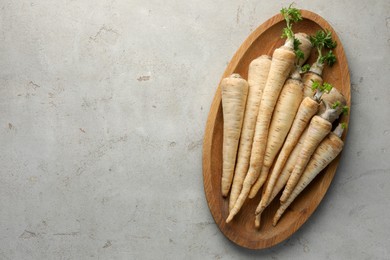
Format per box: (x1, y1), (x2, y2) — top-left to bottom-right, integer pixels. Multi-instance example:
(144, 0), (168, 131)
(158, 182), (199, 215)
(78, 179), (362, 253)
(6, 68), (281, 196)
(202, 10), (351, 249)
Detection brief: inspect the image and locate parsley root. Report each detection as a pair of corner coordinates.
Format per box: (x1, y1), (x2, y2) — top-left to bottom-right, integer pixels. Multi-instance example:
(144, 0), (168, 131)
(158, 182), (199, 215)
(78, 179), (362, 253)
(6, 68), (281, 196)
(221, 74), (249, 196)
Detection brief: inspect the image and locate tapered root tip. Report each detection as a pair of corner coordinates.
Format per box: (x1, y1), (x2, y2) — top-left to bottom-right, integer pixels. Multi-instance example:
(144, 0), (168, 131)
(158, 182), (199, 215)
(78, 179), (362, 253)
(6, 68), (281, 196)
(273, 211), (282, 226)
(221, 186), (229, 197)
(226, 213), (234, 223)
(248, 192), (256, 199)
(261, 193), (271, 207)
(255, 205), (264, 215)
(273, 216), (280, 226)
(248, 184), (260, 199)
(255, 214), (261, 229)
(255, 199), (266, 214)
(280, 191), (289, 203)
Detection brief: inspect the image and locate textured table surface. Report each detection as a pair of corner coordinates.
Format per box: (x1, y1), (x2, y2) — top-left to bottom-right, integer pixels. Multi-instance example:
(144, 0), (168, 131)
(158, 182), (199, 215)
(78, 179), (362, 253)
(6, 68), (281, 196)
(1, 1), (389, 259)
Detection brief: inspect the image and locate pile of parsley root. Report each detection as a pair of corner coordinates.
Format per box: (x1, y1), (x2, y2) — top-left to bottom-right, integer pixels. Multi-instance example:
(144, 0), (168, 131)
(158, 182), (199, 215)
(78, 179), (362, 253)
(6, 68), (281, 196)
(220, 4), (349, 228)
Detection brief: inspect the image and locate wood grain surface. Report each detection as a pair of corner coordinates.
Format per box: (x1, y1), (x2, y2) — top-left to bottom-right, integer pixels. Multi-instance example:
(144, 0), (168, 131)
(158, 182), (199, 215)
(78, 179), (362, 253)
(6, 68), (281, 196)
(202, 10), (351, 249)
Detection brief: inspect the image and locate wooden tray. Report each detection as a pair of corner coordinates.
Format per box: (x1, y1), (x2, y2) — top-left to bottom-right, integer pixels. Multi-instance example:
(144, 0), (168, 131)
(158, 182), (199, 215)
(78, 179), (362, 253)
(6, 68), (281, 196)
(202, 10), (351, 249)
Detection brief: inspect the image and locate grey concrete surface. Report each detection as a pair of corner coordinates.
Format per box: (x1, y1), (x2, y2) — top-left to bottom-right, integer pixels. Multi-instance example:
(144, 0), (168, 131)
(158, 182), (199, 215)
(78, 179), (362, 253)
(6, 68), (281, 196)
(0, 0), (389, 259)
